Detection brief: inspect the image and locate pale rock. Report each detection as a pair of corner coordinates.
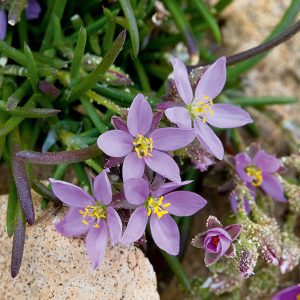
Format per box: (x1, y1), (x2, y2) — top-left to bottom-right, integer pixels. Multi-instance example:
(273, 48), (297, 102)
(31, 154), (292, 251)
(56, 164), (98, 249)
(0, 192), (159, 300)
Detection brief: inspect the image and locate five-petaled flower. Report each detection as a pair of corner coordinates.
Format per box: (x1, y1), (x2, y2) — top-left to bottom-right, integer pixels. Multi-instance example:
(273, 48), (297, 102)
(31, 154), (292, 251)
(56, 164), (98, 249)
(122, 177), (207, 255)
(235, 149), (286, 202)
(0, 0), (41, 40)
(50, 171), (122, 269)
(97, 93), (195, 183)
(191, 216), (242, 266)
(164, 57), (253, 160)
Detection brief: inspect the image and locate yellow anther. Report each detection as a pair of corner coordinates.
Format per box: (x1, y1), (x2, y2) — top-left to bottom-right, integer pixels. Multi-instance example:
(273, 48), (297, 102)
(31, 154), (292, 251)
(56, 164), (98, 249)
(133, 134), (154, 159)
(245, 166), (263, 187)
(145, 196), (171, 219)
(188, 95), (215, 119)
(79, 203), (107, 229)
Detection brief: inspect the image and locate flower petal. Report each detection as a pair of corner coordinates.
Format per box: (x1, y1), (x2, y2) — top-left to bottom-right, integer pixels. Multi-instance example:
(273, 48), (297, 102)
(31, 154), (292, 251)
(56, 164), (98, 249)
(206, 216), (222, 229)
(224, 244), (236, 258)
(55, 207), (89, 237)
(191, 232), (206, 248)
(204, 251), (221, 266)
(104, 156), (125, 169)
(261, 173), (287, 202)
(124, 178), (150, 205)
(26, 0), (42, 20)
(195, 120), (224, 160)
(144, 150), (181, 183)
(170, 57), (193, 104)
(149, 112), (164, 133)
(0, 10), (7, 40)
(122, 206), (148, 244)
(106, 207), (122, 244)
(253, 150), (281, 173)
(127, 94), (153, 136)
(150, 128), (195, 151)
(195, 56), (226, 100)
(93, 171), (112, 205)
(224, 224), (242, 240)
(122, 152), (145, 182)
(205, 104), (252, 128)
(111, 116), (129, 132)
(86, 220), (108, 270)
(163, 191), (207, 216)
(235, 152), (253, 183)
(165, 107), (192, 128)
(50, 178), (94, 207)
(150, 214), (180, 255)
(97, 130), (133, 157)
(153, 180), (193, 197)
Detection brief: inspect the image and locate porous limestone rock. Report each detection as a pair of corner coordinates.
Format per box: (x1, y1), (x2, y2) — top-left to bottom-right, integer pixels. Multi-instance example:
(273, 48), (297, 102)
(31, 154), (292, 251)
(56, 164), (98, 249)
(0, 192), (159, 300)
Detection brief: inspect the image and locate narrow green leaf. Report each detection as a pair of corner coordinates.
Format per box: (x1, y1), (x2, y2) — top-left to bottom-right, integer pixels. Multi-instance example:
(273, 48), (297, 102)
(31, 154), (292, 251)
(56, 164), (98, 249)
(222, 96), (297, 107)
(0, 101), (60, 118)
(69, 30), (127, 101)
(0, 40), (26, 66)
(24, 43), (39, 92)
(160, 251), (192, 293)
(70, 27), (87, 85)
(191, 0), (222, 43)
(214, 0), (234, 13)
(80, 97), (107, 133)
(227, 0), (300, 78)
(6, 182), (18, 237)
(119, 0), (139, 57)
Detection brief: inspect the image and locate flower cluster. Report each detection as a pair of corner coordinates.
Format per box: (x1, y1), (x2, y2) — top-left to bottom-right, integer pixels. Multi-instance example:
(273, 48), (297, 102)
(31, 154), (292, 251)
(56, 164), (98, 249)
(192, 216), (242, 266)
(50, 57), (252, 269)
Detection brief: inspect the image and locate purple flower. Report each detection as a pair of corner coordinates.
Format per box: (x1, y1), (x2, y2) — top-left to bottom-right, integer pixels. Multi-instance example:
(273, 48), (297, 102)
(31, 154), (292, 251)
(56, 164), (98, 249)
(26, 0), (42, 20)
(0, 10), (7, 40)
(272, 285), (300, 300)
(0, 1), (41, 40)
(235, 149), (287, 202)
(191, 216), (242, 266)
(50, 171), (122, 269)
(121, 177), (207, 255)
(164, 57), (253, 160)
(97, 94), (195, 183)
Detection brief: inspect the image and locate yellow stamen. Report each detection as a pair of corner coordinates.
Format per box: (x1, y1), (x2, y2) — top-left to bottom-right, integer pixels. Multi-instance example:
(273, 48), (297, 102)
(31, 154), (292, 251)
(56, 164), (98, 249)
(79, 203), (107, 229)
(245, 166), (263, 187)
(133, 134), (153, 159)
(188, 95), (214, 122)
(145, 196), (171, 219)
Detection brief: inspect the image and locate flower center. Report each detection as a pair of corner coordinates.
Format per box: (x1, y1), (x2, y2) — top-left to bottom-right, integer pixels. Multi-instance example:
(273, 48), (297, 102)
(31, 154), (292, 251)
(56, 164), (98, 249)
(133, 134), (153, 159)
(188, 95), (214, 122)
(79, 202), (107, 229)
(145, 196), (170, 219)
(245, 166), (263, 187)
(211, 236), (220, 246)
